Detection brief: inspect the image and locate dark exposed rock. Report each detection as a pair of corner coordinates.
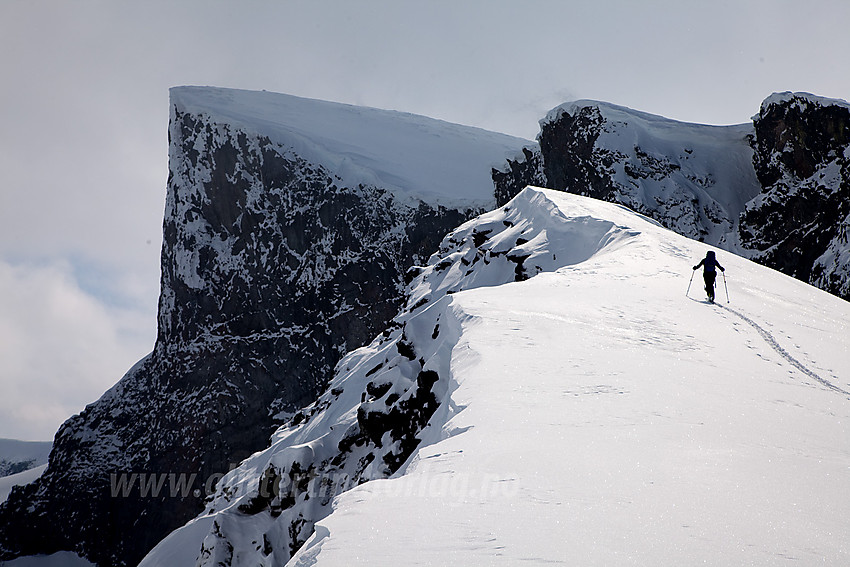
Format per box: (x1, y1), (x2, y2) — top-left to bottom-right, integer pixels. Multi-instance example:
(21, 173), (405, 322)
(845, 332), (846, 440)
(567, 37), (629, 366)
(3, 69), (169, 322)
(365, 380), (393, 401)
(396, 334), (417, 360)
(527, 102), (759, 245)
(538, 105), (611, 199)
(472, 229), (492, 247)
(507, 252), (532, 282)
(741, 93), (850, 299)
(492, 146), (546, 207)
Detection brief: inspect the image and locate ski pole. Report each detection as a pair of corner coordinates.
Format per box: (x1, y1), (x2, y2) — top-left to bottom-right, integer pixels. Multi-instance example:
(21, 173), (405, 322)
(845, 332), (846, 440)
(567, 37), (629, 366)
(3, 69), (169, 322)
(723, 271), (729, 303)
(686, 269), (695, 297)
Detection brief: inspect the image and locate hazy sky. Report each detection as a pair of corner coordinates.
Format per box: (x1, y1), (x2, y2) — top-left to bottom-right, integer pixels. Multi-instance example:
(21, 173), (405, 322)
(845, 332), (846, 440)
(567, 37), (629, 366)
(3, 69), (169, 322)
(2, 0), (849, 441)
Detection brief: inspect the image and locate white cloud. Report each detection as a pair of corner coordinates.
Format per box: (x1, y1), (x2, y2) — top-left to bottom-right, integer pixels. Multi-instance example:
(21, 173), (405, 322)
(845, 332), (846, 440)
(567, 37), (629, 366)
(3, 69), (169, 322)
(0, 259), (154, 441)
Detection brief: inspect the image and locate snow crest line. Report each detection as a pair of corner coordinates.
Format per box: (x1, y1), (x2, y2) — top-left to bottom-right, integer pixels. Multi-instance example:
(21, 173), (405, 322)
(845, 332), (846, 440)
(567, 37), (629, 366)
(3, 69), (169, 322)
(719, 304), (850, 396)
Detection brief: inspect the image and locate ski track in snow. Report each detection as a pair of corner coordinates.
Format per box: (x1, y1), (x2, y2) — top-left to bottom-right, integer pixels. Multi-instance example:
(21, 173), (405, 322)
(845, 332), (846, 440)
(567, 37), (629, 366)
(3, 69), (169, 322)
(717, 303), (850, 397)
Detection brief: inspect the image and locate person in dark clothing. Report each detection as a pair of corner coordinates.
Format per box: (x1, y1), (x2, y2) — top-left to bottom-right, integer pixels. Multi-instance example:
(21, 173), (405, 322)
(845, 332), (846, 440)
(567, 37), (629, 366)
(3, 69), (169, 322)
(693, 251), (725, 302)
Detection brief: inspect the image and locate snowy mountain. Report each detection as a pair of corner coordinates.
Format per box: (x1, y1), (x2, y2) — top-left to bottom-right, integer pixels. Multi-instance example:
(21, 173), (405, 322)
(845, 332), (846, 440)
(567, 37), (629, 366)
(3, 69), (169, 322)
(540, 100), (759, 246)
(493, 92), (850, 301)
(0, 87), (528, 567)
(0, 439), (51, 479)
(141, 187), (850, 566)
(0, 440), (51, 507)
(3, 87), (849, 566)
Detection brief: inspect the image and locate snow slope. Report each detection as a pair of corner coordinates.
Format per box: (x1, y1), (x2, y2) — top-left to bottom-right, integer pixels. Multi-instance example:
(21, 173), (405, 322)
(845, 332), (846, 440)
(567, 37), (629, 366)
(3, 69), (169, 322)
(171, 86), (530, 209)
(144, 187), (850, 566)
(0, 465), (46, 504)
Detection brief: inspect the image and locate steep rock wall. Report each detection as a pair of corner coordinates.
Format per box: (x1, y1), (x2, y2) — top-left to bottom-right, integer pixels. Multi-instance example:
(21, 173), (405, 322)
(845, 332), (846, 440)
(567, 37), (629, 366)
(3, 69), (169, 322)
(741, 93), (850, 299)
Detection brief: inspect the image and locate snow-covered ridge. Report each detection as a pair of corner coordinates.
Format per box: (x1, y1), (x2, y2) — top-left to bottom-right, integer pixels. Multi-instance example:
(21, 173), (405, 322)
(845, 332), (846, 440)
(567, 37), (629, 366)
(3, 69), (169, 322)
(140, 187), (656, 566)
(405, 186), (647, 309)
(0, 86), (533, 567)
(291, 192), (849, 566)
(758, 91), (850, 117)
(171, 86), (530, 208)
(542, 99), (739, 128)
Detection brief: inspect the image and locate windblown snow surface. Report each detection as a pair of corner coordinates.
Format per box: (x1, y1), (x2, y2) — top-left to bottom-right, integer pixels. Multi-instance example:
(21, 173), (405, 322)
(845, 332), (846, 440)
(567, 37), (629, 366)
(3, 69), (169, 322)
(144, 187), (850, 566)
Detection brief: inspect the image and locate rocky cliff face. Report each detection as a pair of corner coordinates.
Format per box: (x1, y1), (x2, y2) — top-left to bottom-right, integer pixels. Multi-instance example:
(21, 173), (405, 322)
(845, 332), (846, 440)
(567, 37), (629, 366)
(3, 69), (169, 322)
(496, 101), (761, 247)
(493, 93), (850, 300)
(0, 88), (525, 567)
(492, 146), (545, 207)
(740, 93), (850, 299)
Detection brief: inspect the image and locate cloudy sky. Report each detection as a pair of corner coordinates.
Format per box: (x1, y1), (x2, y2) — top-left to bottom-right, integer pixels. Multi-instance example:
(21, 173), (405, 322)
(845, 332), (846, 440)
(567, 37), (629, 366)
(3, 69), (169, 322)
(2, 0), (848, 441)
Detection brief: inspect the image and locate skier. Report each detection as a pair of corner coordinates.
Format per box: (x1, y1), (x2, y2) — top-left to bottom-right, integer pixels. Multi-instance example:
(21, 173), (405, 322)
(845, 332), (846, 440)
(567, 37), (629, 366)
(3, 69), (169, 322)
(693, 251), (725, 303)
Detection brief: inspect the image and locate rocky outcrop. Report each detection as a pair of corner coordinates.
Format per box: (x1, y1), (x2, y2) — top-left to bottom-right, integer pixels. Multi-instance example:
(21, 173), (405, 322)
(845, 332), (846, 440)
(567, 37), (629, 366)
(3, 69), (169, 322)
(741, 93), (850, 299)
(492, 146), (545, 207)
(494, 101), (761, 247)
(493, 94), (850, 300)
(0, 88), (525, 567)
